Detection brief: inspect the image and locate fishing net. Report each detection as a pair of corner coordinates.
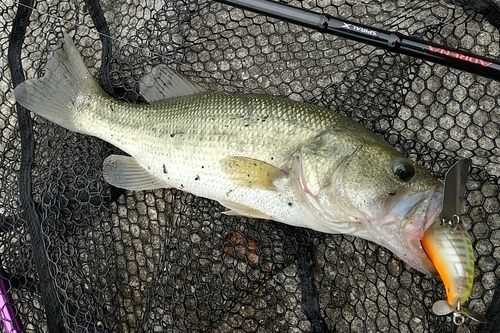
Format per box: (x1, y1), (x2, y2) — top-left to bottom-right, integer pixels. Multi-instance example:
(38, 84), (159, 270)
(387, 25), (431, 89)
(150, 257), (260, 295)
(1, 0), (500, 332)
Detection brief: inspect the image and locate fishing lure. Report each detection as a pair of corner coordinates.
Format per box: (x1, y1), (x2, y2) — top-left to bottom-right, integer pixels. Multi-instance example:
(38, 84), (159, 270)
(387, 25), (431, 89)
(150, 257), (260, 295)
(422, 159), (487, 326)
(422, 214), (487, 325)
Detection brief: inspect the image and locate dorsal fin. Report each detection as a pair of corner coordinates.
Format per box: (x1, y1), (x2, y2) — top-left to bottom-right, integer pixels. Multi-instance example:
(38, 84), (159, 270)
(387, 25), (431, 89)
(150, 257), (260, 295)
(139, 65), (206, 102)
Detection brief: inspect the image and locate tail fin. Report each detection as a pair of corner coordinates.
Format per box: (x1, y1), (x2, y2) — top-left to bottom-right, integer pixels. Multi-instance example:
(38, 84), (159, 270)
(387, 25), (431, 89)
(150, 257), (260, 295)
(14, 34), (102, 133)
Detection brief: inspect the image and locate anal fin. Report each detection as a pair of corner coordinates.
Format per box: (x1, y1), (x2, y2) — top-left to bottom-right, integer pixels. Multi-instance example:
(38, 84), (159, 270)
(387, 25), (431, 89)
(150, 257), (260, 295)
(102, 155), (168, 190)
(219, 200), (273, 220)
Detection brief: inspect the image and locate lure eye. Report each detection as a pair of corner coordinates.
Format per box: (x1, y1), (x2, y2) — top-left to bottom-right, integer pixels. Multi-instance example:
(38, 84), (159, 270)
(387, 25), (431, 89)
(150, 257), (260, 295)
(393, 160), (415, 181)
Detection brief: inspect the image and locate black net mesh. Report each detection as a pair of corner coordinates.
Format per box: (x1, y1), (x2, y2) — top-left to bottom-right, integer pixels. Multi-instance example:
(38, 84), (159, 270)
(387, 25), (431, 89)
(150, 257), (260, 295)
(1, 0), (500, 332)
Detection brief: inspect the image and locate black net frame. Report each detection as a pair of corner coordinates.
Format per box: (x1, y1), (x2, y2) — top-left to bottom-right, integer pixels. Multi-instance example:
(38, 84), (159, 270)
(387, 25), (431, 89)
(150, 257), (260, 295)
(1, 0), (500, 332)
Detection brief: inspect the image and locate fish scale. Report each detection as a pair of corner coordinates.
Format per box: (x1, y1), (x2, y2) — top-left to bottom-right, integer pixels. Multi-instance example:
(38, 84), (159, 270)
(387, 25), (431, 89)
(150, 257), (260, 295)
(78, 92), (339, 175)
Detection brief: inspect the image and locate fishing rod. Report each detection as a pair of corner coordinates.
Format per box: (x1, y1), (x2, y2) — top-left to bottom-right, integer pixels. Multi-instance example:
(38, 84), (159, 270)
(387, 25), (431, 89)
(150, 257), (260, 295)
(213, 0), (500, 82)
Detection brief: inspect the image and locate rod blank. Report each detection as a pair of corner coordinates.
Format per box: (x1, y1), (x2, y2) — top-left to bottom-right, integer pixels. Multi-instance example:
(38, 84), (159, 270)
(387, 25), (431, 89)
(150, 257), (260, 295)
(214, 0), (500, 81)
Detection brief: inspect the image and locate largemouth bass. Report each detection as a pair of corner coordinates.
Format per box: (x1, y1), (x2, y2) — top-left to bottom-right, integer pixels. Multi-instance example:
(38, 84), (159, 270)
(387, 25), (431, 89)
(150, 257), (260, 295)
(14, 34), (443, 274)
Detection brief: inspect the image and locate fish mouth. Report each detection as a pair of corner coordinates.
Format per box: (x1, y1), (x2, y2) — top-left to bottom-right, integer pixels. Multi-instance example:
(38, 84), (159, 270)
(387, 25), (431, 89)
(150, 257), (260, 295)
(373, 184), (444, 275)
(386, 185), (444, 239)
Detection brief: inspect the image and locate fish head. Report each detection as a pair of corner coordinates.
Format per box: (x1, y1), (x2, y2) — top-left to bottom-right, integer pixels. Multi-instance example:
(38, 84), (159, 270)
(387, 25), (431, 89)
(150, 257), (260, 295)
(292, 130), (443, 275)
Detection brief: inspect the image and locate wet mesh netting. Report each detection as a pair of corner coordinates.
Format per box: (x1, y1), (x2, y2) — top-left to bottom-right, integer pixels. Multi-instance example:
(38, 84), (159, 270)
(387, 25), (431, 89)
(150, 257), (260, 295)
(1, 0), (500, 332)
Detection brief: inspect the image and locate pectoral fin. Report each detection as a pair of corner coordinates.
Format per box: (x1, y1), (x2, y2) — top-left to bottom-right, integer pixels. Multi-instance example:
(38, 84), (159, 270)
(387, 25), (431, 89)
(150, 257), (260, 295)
(103, 155), (168, 190)
(219, 200), (273, 220)
(220, 156), (285, 190)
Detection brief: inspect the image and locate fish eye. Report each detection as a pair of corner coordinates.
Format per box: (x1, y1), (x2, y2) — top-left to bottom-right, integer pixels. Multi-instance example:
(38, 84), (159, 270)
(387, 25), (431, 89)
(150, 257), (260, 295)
(393, 160), (415, 181)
